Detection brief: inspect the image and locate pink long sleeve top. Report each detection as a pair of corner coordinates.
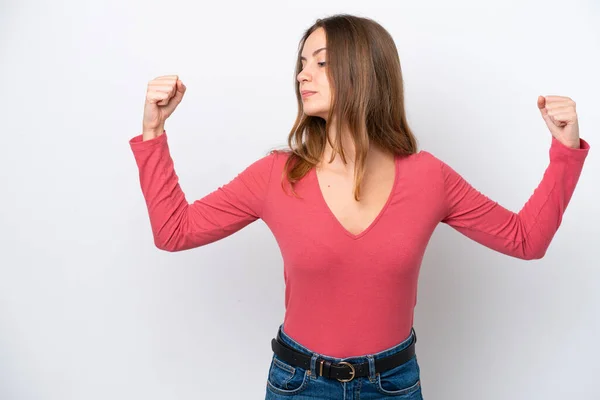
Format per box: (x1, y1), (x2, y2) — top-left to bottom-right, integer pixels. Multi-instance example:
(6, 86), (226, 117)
(129, 132), (590, 358)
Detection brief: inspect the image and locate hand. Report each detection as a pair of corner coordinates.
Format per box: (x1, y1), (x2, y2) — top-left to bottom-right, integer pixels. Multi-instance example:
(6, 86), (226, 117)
(142, 75), (186, 139)
(537, 95), (580, 148)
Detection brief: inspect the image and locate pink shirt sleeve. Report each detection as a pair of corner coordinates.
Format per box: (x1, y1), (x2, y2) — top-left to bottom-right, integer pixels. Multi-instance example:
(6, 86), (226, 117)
(129, 131), (277, 252)
(438, 137), (590, 259)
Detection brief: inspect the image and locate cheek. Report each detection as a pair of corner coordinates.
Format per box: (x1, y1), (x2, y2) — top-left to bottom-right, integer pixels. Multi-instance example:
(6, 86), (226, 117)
(315, 72), (329, 87)
(323, 83), (332, 101)
(316, 79), (330, 96)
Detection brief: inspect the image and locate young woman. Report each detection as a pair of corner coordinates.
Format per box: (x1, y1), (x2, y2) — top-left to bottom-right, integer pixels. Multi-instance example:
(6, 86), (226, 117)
(129, 14), (590, 400)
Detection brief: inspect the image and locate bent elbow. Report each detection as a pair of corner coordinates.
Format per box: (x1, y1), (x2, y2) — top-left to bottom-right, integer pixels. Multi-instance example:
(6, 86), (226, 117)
(154, 237), (180, 252)
(523, 247), (547, 260)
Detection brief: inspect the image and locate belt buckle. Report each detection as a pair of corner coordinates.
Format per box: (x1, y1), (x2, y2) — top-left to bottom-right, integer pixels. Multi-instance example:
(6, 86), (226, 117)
(336, 361), (356, 382)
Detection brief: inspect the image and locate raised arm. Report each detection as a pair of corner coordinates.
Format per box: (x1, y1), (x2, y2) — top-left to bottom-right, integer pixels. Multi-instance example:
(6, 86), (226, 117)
(438, 136), (590, 260)
(129, 75), (277, 252)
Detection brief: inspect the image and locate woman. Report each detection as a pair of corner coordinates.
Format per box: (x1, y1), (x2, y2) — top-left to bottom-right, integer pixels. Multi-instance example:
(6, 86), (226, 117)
(129, 14), (590, 400)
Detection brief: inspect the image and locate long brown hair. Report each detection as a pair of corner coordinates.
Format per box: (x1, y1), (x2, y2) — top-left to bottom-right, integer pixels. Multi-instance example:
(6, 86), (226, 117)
(281, 13), (418, 201)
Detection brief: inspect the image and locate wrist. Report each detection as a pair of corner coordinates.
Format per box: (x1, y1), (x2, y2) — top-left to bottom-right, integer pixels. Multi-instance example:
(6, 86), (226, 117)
(142, 128), (164, 141)
(563, 139), (581, 149)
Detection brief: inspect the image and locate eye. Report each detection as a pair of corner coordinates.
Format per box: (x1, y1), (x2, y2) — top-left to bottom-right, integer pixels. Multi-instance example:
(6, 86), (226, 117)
(299, 61), (327, 70)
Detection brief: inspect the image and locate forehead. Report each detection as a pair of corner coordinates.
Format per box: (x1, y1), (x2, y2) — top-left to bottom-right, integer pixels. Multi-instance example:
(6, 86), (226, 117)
(301, 27), (326, 57)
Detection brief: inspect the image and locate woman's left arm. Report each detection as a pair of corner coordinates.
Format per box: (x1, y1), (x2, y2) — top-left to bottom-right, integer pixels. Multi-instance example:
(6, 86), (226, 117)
(440, 95), (591, 259)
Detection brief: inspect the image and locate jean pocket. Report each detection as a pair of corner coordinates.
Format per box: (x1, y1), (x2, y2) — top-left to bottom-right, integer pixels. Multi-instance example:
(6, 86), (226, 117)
(266, 353), (310, 396)
(375, 355), (422, 397)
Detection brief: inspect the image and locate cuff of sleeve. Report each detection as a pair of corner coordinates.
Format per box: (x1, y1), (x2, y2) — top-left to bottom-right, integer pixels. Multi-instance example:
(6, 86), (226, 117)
(549, 136), (590, 163)
(129, 130), (168, 151)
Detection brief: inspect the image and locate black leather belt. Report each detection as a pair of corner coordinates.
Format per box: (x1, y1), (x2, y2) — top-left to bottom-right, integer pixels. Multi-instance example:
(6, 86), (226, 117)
(271, 330), (417, 383)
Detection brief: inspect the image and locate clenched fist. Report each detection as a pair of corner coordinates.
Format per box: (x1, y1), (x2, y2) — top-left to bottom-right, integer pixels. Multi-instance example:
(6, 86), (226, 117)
(537, 95), (580, 149)
(142, 75), (186, 140)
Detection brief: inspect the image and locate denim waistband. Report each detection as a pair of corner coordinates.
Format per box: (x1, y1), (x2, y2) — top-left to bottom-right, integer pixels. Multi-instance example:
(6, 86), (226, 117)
(276, 324), (416, 363)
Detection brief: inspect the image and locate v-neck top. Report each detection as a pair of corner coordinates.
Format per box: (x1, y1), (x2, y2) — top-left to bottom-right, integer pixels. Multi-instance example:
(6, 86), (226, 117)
(129, 132), (590, 358)
(311, 154), (400, 240)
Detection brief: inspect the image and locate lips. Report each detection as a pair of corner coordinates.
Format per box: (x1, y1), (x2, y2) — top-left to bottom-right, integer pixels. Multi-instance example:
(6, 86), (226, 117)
(301, 90), (317, 95)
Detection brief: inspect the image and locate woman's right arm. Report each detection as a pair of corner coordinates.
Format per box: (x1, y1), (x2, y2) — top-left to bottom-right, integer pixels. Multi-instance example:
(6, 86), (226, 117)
(129, 75), (277, 252)
(129, 132), (276, 252)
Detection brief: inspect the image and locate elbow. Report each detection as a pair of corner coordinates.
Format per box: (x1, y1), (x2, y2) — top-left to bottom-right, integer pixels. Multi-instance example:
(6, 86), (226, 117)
(154, 232), (208, 252)
(533, 249), (547, 260)
(523, 247), (547, 260)
(153, 237), (180, 252)
(156, 244), (177, 252)
(517, 234), (550, 260)
(154, 240), (169, 252)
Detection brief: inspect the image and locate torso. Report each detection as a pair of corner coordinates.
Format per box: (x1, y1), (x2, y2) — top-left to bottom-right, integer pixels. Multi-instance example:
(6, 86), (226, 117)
(262, 148), (444, 357)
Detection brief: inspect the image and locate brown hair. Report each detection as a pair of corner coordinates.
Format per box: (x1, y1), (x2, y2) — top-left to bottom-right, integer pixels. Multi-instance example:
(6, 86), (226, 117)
(280, 13), (419, 201)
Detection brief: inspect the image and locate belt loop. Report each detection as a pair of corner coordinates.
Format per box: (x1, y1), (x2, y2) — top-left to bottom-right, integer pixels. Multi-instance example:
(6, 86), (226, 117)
(366, 355), (376, 381)
(323, 359), (332, 379)
(310, 353), (319, 379)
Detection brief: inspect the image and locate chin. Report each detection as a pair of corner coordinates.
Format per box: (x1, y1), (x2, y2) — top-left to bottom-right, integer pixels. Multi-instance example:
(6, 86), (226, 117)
(303, 106), (329, 119)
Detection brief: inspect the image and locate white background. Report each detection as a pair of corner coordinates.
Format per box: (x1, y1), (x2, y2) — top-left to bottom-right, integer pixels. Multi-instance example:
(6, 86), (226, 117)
(1, 0), (598, 398)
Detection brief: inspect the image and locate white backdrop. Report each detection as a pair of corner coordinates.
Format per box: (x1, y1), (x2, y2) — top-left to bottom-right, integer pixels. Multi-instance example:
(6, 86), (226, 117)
(1, 0), (598, 398)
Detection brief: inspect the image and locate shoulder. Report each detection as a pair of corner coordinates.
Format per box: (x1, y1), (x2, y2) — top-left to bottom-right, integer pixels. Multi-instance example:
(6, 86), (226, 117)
(399, 149), (445, 175)
(262, 148), (295, 172)
(239, 149), (294, 184)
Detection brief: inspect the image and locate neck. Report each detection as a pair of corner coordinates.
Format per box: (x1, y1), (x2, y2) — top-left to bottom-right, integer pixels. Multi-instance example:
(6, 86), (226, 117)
(320, 119), (391, 172)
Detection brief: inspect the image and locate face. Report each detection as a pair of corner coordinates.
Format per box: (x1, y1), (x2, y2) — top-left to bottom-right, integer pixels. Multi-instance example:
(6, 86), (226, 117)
(297, 27), (332, 120)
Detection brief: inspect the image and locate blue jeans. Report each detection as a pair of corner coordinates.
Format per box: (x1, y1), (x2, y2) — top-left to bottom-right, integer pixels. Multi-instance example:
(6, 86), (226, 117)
(265, 324), (423, 399)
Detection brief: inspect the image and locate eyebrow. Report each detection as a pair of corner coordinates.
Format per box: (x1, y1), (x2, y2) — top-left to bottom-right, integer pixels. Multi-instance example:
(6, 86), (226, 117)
(300, 47), (327, 61)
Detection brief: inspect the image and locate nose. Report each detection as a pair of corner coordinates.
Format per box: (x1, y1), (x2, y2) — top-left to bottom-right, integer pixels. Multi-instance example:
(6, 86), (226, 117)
(297, 68), (311, 84)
